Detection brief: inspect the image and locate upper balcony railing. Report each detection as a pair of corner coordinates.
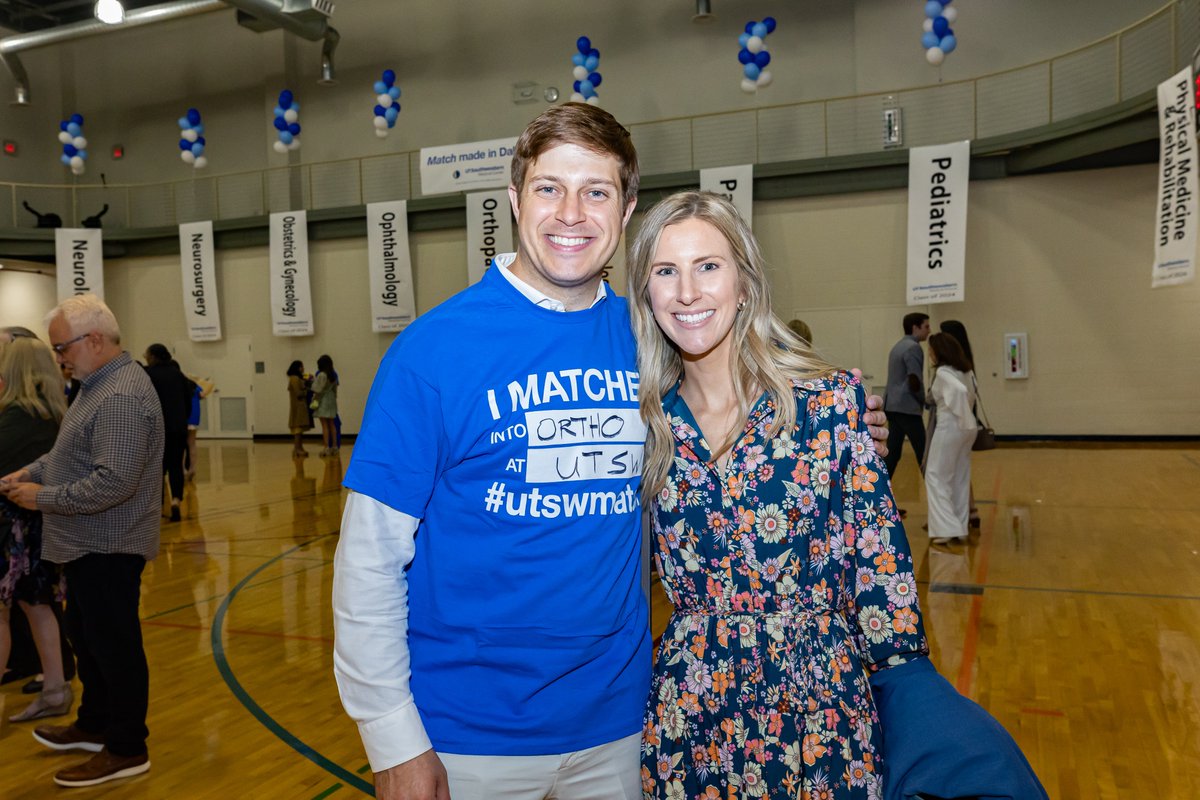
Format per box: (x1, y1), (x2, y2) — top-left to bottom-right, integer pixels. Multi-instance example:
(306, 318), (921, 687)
(2, 1), (1195, 231)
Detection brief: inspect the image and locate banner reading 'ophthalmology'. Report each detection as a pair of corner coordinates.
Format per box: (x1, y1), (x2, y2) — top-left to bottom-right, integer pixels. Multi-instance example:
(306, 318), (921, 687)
(366, 200), (416, 333)
(269, 210), (314, 336)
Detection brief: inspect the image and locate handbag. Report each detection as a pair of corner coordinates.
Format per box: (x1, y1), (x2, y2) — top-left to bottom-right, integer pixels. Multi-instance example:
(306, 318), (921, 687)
(970, 373), (996, 451)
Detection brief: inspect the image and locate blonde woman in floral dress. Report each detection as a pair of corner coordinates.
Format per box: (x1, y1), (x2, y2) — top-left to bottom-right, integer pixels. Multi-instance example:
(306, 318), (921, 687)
(629, 192), (929, 799)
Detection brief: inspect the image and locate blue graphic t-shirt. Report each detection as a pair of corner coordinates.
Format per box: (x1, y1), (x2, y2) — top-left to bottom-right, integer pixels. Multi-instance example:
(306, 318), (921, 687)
(345, 265), (650, 756)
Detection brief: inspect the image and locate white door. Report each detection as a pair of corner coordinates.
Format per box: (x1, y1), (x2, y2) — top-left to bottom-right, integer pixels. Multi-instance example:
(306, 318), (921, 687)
(171, 335), (255, 439)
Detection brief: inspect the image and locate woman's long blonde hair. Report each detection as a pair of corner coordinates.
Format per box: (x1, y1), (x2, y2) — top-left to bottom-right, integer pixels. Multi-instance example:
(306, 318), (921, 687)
(0, 337), (67, 423)
(627, 191), (836, 500)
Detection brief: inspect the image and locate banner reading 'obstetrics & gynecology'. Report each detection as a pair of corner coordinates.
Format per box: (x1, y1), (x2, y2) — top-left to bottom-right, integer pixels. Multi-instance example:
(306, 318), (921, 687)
(268, 210), (314, 336)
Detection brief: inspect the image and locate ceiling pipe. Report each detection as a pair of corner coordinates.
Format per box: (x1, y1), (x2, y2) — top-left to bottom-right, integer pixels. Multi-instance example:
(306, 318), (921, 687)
(693, 0), (714, 23)
(224, 0), (340, 83)
(0, 0), (227, 105)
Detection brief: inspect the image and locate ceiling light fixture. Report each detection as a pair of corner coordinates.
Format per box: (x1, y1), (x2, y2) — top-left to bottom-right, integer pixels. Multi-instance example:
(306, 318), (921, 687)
(94, 0), (126, 25)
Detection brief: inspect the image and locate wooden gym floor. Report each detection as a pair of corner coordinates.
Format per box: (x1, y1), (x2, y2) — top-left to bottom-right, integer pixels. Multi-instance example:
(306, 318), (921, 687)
(0, 440), (1197, 798)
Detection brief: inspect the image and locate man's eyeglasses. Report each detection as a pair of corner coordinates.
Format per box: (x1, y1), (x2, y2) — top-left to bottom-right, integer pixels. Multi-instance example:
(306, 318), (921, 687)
(51, 333), (90, 355)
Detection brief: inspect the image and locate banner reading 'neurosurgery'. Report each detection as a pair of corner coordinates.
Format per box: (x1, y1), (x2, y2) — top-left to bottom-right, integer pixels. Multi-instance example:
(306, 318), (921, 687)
(366, 200), (416, 333)
(906, 140), (970, 305)
(420, 137), (517, 196)
(268, 211), (314, 336)
(1153, 67), (1198, 288)
(700, 164), (754, 227)
(55, 228), (104, 301)
(466, 190), (513, 285)
(178, 221), (222, 341)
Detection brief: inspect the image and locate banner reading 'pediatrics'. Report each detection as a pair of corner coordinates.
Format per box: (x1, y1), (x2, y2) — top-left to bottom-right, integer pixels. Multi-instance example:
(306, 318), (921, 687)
(268, 211), (314, 336)
(420, 137), (517, 196)
(55, 228), (104, 301)
(906, 140), (970, 305)
(700, 164), (754, 228)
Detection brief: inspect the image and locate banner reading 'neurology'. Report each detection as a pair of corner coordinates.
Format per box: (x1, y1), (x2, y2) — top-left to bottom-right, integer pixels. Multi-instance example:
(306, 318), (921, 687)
(268, 211), (314, 336)
(466, 190), (513, 285)
(420, 137), (517, 196)
(1153, 67), (1198, 288)
(55, 228), (104, 301)
(700, 164), (754, 227)
(178, 221), (222, 341)
(906, 140), (970, 305)
(366, 200), (416, 333)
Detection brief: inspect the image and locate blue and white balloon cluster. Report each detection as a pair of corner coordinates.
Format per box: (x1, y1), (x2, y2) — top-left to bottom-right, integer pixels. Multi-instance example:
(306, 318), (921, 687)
(178, 107), (208, 169)
(57, 114), (87, 176)
(272, 90), (301, 154)
(738, 17), (776, 93)
(372, 69), (401, 139)
(570, 36), (602, 105)
(921, 1), (958, 66)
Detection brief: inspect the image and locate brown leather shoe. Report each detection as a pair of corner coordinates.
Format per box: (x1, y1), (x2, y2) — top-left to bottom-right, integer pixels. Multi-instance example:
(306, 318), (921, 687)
(32, 723), (104, 752)
(54, 748), (150, 787)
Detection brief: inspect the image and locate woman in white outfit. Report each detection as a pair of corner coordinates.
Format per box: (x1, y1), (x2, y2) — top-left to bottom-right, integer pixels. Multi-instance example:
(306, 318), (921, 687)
(925, 333), (977, 543)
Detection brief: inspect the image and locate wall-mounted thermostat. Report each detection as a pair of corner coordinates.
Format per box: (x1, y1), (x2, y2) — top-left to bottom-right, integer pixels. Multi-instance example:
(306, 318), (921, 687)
(1004, 332), (1028, 379)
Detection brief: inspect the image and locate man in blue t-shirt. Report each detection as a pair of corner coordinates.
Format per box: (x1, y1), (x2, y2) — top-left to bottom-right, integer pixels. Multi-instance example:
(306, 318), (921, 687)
(333, 104), (891, 800)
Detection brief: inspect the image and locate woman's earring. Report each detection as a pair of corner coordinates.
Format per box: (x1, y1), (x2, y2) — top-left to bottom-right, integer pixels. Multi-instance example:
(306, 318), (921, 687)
(737, 299), (746, 311)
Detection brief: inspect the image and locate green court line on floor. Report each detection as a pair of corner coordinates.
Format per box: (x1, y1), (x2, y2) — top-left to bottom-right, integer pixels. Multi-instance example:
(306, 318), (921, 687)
(310, 782), (344, 800)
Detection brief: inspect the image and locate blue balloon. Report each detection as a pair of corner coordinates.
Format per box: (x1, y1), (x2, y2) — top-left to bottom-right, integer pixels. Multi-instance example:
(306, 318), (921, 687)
(584, 55), (599, 71)
(61, 154), (71, 165)
(279, 89), (293, 108)
(576, 36), (590, 53)
(588, 71), (602, 87)
(754, 50), (770, 68)
(290, 101), (299, 112)
(279, 131), (293, 145)
(374, 80), (387, 94)
(579, 79), (594, 94)
(191, 142), (204, 156)
(374, 104), (386, 116)
(60, 120), (69, 132)
(763, 16), (776, 33)
(288, 122), (301, 136)
(274, 106), (284, 117)
(738, 48), (753, 64)
(571, 53), (584, 67)
(387, 117), (396, 128)
(933, 16), (950, 36)
(382, 69), (396, 86)
(744, 21), (756, 34)
(925, 1), (943, 19)
(273, 117), (287, 131)
(573, 80), (581, 93)
(385, 106), (399, 122)
(187, 108), (201, 125)
(744, 63), (761, 80)
(921, 31), (939, 49)
(194, 124), (204, 135)
(78, 150), (86, 160)
(940, 34), (957, 54)
(64, 144), (77, 156)
(751, 22), (767, 38)
(388, 86), (401, 99)
(196, 137), (205, 146)
(67, 122), (81, 137)
(179, 139), (191, 151)
(738, 33), (750, 48)
(178, 116), (190, 129)
(70, 113), (83, 125)
(587, 47), (599, 58)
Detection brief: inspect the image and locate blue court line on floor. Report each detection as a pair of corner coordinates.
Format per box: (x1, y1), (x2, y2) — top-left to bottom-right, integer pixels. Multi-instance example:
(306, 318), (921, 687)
(212, 532), (375, 797)
(928, 582), (985, 595)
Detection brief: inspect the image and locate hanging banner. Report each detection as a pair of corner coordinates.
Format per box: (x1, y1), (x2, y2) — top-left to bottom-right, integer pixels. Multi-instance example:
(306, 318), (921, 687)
(700, 164), (754, 227)
(420, 136), (517, 196)
(366, 200), (416, 333)
(465, 190), (513, 285)
(178, 221), (222, 341)
(268, 211), (314, 336)
(1153, 67), (1198, 288)
(54, 228), (104, 301)
(906, 140), (970, 305)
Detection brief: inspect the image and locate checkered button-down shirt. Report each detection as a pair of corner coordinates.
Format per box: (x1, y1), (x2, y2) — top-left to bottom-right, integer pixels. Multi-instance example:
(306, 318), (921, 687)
(27, 351), (164, 563)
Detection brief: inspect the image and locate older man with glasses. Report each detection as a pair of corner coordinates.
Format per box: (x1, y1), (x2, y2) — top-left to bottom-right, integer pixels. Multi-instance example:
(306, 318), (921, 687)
(0, 294), (163, 788)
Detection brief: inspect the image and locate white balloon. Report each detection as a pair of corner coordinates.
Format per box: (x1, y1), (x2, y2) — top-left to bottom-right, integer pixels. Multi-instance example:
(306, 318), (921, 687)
(746, 35), (764, 54)
(194, 156), (208, 169)
(181, 150), (196, 163)
(942, 7), (957, 23)
(573, 66), (588, 81)
(741, 78), (758, 93)
(585, 96), (600, 106)
(288, 138), (301, 150)
(182, 128), (199, 142)
(284, 108), (299, 124)
(377, 93), (393, 108)
(923, 18), (934, 32)
(73, 136), (87, 149)
(926, 46), (945, 65)
(71, 166), (84, 175)
(375, 129), (389, 138)
(756, 69), (773, 87)
(273, 140), (288, 153)
(570, 92), (585, 102)
(58, 131), (73, 144)
(373, 115), (388, 129)
(70, 154), (84, 167)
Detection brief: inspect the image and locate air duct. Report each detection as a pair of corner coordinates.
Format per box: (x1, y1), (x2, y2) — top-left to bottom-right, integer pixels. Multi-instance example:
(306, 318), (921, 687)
(226, 0), (340, 84)
(0, 0), (226, 105)
(693, 0), (714, 23)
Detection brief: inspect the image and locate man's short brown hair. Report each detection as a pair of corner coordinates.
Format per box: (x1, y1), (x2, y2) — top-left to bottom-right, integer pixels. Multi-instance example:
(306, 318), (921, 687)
(510, 103), (640, 207)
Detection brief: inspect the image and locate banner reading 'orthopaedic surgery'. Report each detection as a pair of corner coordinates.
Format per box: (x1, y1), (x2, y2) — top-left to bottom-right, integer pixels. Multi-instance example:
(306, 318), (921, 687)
(420, 137), (517, 196)
(1153, 67), (1198, 288)
(906, 140), (970, 305)
(700, 164), (754, 227)
(55, 228), (104, 301)
(466, 190), (513, 285)
(268, 211), (314, 336)
(366, 200), (416, 333)
(178, 221), (222, 341)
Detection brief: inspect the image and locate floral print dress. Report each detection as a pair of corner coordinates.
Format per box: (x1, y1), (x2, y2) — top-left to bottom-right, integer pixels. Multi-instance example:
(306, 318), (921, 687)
(642, 372), (928, 800)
